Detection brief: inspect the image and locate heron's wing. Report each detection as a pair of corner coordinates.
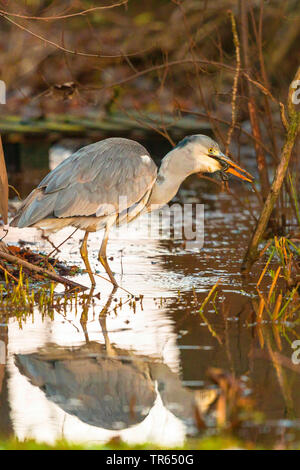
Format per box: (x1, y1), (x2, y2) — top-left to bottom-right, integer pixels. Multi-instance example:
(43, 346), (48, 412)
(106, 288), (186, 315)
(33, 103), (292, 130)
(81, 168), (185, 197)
(11, 138), (157, 228)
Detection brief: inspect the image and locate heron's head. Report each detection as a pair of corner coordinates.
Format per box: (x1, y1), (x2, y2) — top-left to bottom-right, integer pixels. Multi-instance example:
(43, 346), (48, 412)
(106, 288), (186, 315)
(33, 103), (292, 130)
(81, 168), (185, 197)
(175, 135), (254, 182)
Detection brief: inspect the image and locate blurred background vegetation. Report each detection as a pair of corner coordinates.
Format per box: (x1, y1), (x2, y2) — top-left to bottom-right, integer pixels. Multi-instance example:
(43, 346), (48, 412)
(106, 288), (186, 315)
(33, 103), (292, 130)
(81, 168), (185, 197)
(1, 0), (299, 121)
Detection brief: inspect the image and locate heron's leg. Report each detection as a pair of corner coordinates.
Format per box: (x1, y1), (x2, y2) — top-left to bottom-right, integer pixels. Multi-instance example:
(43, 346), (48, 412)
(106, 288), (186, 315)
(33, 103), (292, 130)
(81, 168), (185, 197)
(80, 231), (95, 287)
(80, 287), (95, 342)
(98, 225), (118, 287)
(99, 286), (118, 357)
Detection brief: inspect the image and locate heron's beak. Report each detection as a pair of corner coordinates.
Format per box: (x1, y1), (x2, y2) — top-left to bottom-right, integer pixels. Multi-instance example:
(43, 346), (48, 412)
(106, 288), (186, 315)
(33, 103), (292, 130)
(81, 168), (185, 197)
(210, 152), (254, 183)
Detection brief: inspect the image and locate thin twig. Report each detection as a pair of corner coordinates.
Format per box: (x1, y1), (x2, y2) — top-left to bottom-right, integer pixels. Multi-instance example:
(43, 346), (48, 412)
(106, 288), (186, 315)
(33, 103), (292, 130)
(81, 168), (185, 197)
(1, 13), (151, 60)
(242, 67), (300, 273)
(0, 1), (128, 21)
(226, 11), (240, 154)
(0, 262), (19, 283)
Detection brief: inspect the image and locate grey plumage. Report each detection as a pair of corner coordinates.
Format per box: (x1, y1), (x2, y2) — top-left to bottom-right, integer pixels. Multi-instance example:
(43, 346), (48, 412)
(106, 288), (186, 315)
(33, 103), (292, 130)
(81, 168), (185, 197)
(11, 138), (157, 230)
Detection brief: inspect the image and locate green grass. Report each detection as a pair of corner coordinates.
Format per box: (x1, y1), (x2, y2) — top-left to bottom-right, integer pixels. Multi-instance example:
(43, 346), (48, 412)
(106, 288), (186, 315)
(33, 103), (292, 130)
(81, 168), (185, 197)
(0, 436), (245, 451)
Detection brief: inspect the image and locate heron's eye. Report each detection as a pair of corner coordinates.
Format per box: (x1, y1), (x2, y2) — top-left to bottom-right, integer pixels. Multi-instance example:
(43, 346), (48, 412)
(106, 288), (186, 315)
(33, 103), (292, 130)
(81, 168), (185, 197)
(208, 147), (215, 154)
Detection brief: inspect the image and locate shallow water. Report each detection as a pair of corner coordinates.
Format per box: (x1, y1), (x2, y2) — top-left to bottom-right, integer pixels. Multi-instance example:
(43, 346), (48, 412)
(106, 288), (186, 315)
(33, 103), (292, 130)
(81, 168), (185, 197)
(1, 145), (300, 448)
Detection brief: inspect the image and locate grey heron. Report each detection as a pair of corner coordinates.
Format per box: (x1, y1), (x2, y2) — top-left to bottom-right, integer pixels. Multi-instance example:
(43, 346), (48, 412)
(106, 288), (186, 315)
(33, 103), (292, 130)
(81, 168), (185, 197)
(11, 135), (253, 287)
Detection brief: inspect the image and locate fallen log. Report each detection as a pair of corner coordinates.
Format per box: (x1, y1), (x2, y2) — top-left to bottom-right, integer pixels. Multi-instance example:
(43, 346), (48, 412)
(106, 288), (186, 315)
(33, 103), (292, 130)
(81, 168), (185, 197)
(0, 248), (88, 291)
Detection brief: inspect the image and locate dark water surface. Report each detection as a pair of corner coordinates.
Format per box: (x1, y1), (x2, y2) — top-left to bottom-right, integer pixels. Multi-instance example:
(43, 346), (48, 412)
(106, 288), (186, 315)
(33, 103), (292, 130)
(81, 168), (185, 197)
(1, 140), (300, 448)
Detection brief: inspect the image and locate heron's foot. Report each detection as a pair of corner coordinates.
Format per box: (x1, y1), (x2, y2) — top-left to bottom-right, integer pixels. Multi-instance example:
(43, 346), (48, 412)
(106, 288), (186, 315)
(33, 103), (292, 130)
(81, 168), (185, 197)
(98, 254), (119, 288)
(80, 262), (96, 287)
(79, 234), (96, 287)
(85, 270), (96, 287)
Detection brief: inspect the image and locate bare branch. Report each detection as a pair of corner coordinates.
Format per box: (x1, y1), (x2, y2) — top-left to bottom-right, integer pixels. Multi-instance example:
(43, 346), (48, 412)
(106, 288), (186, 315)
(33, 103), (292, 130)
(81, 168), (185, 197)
(0, 13), (151, 59)
(0, 1), (128, 21)
(225, 11), (241, 153)
(242, 67), (300, 273)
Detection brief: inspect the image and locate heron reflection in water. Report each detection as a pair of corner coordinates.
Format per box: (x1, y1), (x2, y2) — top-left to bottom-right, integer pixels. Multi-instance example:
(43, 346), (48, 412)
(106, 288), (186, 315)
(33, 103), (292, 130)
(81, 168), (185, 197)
(15, 299), (217, 434)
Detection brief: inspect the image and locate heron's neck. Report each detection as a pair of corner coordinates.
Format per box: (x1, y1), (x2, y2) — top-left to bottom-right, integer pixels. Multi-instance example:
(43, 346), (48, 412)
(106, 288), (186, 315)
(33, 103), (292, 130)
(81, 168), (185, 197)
(147, 148), (195, 210)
